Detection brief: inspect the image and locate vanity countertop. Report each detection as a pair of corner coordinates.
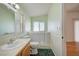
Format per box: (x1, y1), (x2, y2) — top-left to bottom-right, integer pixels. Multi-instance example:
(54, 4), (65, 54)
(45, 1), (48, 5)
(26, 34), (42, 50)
(0, 38), (31, 56)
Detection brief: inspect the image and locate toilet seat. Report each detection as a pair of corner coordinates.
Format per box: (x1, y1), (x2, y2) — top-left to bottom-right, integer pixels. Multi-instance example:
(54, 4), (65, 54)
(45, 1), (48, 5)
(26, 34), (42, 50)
(30, 42), (39, 48)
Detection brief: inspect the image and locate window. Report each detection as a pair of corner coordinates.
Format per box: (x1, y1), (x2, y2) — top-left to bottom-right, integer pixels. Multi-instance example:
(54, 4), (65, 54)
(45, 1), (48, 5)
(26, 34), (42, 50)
(32, 21), (45, 31)
(33, 22), (39, 31)
(40, 22), (44, 31)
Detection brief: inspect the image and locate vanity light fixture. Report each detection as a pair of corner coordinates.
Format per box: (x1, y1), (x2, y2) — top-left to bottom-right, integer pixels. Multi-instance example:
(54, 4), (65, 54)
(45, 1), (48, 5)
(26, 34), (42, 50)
(8, 3), (20, 10)
(3, 3), (20, 12)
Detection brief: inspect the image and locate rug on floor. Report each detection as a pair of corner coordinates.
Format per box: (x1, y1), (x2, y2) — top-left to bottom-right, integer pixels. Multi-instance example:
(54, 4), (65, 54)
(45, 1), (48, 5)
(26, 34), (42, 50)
(30, 49), (55, 56)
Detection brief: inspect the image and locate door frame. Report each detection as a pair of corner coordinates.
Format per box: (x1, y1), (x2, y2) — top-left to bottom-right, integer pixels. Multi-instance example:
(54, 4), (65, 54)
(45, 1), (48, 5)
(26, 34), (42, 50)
(62, 3), (67, 56)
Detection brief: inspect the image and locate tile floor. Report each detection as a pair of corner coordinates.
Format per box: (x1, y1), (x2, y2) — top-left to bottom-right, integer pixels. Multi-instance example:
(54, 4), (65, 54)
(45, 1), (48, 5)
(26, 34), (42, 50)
(30, 49), (55, 56)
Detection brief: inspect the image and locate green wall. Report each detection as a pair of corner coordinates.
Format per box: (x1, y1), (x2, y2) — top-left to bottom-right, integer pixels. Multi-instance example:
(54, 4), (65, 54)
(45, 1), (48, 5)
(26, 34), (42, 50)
(31, 15), (48, 31)
(0, 4), (15, 35)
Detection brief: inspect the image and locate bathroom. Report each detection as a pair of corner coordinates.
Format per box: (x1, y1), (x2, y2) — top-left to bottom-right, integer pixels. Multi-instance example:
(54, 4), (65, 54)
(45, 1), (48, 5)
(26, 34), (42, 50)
(0, 3), (64, 56)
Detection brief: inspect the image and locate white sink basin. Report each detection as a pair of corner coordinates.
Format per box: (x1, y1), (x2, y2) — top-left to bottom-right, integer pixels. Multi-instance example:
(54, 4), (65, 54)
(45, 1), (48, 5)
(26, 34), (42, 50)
(0, 40), (23, 50)
(0, 38), (31, 56)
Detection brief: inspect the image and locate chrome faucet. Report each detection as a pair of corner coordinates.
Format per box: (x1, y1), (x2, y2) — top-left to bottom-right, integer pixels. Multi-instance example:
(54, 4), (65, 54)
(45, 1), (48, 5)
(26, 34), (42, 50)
(8, 39), (15, 44)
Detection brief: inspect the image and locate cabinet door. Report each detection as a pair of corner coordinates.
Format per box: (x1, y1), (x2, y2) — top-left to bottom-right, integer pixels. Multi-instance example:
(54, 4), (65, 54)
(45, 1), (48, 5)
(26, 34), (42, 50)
(22, 45), (31, 56)
(16, 51), (22, 56)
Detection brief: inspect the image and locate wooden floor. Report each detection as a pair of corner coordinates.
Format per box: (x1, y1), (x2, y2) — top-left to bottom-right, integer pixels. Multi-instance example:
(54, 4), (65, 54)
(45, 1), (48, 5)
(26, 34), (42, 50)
(66, 42), (79, 56)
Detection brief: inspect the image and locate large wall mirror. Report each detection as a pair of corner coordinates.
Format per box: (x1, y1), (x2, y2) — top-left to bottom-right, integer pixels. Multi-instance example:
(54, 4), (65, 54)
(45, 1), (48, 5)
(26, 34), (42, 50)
(0, 4), (15, 36)
(15, 12), (24, 33)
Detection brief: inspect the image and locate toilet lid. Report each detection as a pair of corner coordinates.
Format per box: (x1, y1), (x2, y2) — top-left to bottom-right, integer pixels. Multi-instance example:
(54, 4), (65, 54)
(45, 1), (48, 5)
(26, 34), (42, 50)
(30, 42), (39, 45)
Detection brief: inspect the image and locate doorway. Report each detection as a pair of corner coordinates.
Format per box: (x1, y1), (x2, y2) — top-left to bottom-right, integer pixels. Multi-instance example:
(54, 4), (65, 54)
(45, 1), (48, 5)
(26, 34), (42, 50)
(74, 20), (79, 42)
(66, 19), (79, 56)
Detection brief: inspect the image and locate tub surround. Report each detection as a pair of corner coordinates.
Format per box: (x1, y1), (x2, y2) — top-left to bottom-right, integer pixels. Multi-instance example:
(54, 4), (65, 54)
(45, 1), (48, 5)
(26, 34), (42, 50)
(0, 38), (31, 56)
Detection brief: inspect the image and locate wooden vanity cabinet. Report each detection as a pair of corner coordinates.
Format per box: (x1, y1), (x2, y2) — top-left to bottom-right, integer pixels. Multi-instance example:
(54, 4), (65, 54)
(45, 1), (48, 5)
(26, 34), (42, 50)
(16, 51), (21, 56)
(16, 43), (31, 56)
(22, 43), (31, 56)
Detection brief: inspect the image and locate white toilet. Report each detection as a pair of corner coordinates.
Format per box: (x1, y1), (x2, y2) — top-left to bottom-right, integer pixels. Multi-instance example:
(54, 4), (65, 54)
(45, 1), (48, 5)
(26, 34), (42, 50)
(30, 42), (39, 54)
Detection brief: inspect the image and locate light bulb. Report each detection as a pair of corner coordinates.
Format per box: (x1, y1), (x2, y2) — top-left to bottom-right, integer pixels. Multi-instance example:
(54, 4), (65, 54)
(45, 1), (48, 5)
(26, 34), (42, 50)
(15, 4), (20, 10)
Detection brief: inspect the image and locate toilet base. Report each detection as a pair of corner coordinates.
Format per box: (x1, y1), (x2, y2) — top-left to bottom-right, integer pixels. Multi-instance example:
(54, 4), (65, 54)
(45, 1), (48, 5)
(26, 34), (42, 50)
(30, 42), (39, 54)
(31, 48), (38, 54)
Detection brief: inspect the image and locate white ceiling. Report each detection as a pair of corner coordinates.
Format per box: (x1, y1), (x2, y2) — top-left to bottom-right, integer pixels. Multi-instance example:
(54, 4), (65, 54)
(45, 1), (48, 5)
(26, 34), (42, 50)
(20, 3), (52, 16)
